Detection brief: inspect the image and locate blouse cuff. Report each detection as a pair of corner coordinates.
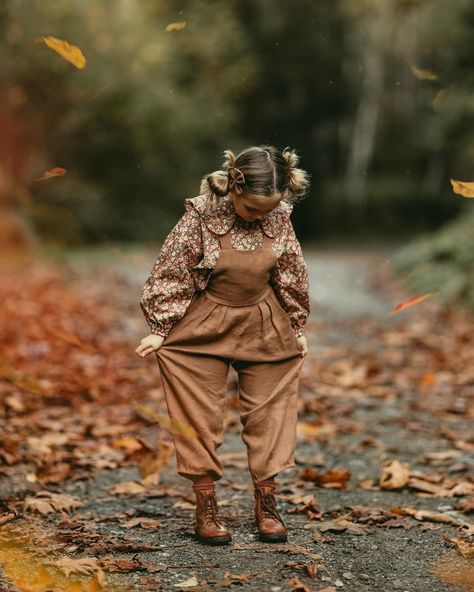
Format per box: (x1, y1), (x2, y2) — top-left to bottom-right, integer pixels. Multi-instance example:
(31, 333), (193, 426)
(292, 325), (306, 338)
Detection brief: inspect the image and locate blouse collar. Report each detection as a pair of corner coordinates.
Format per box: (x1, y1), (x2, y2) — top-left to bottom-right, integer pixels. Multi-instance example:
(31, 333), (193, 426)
(184, 194), (293, 238)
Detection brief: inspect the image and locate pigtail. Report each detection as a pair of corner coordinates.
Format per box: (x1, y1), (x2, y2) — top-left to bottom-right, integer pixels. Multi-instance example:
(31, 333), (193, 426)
(199, 149), (246, 214)
(281, 146), (310, 202)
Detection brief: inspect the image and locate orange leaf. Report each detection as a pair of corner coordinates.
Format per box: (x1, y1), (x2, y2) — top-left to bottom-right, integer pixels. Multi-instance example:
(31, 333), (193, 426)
(164, 22), (186, 31)
(387, 292), (440, 316)
(37, 36), (86, 69)
(36, 167), (67, 181)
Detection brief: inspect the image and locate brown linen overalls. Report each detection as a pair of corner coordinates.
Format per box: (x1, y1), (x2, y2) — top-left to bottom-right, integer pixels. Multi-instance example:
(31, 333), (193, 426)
(154, 224), (306, 484)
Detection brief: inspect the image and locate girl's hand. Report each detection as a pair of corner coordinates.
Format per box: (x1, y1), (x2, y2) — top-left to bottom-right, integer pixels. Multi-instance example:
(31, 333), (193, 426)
(296, 334), (308, 357)
(135, 333), (165, 357)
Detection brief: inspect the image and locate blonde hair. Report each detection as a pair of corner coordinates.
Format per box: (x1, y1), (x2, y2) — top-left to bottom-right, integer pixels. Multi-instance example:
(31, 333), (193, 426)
(199, 145), (310, 214)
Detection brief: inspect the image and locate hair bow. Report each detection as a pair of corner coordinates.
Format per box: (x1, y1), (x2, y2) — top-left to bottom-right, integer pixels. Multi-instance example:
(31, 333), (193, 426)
(228, 167), (245, 195)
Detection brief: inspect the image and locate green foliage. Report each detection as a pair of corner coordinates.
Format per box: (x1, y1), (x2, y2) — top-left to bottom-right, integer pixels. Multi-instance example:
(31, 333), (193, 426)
(391, 208), (474, 311)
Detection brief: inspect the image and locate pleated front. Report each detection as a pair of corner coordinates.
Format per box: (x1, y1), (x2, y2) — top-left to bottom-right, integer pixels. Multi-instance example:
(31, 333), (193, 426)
(157, 229), (302, 362)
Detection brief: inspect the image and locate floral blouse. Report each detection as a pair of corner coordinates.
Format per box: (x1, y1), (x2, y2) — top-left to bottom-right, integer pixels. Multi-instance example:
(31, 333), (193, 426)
(140, 194), (310, 338)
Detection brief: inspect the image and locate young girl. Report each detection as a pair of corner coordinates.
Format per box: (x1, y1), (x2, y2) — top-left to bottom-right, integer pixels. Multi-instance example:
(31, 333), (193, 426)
(135, 145), (310, 546)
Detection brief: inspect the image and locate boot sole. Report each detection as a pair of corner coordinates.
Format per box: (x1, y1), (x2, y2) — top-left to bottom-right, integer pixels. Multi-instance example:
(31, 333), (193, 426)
(195, 534), (232, 545)
(258, 533), (287, 543)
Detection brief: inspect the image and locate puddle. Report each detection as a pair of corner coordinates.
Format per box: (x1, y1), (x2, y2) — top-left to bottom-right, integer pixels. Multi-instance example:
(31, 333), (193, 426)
(0, 522), (122, 592)
(429, 550), (474, 592)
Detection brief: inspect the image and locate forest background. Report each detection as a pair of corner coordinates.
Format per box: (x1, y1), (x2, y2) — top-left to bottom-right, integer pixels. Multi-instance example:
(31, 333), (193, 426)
(0, 0), (473, 305)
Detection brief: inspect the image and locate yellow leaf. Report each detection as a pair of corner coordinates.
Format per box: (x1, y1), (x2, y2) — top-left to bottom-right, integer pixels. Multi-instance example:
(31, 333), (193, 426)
(36, 167), (67, 181)
(409, 63), (438, 81)
(137, 403), (197, 439)
(164, 22), (186, 31)
(450, 178), (474, 198)
(38, 36), (86, 69)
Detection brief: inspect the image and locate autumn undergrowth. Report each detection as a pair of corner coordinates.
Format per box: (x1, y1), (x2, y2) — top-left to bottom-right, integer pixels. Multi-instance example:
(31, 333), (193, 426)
(391, 209), (474, 313)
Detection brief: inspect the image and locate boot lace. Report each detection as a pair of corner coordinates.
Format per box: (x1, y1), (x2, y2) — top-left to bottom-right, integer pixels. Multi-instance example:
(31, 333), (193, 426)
(260, 492), (284, 524)
(204, 494), (222, 526)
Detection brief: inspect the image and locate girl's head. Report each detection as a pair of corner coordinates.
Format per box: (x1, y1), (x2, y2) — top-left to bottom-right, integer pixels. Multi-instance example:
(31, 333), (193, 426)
(200, 145), (310, 220)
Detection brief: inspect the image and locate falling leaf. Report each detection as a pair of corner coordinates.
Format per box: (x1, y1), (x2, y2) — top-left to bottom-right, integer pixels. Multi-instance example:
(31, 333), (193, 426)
(37, 36), (86, 69)
(387, 292), (440, 316)
(137, 403), (198, 439)
(165, 22), (186, 31)
(409, 63), (438, 81)
(450, 179), (474, 198)
(44, 324), (97, 352)
(36, 167), (67, 181)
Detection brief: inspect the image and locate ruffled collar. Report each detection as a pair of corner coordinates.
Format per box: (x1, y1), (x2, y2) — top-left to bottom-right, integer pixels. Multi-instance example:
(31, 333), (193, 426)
(184, 194), (293, 238)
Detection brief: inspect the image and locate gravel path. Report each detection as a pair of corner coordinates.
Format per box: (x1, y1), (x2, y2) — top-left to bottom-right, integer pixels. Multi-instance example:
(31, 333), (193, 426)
(4, 244), (470, 592)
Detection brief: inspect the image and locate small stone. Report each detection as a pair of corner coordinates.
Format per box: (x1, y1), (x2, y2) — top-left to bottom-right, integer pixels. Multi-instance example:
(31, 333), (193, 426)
(360, 574), (370, 580)
(335, 580), (344, 587)
(342, 572), (354, 579)
(270, 588), (281, 592)
(392, 580), (403, 589)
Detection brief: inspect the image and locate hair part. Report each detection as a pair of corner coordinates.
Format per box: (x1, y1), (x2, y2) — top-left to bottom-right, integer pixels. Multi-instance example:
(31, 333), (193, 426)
(200, 145), (311, 213)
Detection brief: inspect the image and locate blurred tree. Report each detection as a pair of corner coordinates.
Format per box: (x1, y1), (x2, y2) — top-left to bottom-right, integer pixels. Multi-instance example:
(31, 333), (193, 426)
(0, 0), (472, 244)
(1, 0), (257, 242)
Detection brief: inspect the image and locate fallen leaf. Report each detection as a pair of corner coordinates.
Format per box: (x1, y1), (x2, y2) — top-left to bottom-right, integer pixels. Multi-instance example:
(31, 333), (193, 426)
(47, 556), (105, 585)
(379, 459), (410, 489)
(23, 491), (85, 514)
(443, 535), (474, 559)
(174, 575), (199, 588)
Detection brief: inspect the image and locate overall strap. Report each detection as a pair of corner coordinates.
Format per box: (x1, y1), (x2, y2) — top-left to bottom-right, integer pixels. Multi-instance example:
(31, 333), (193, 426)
(219, 230), (233, 249)
(219, 227), (274, 249)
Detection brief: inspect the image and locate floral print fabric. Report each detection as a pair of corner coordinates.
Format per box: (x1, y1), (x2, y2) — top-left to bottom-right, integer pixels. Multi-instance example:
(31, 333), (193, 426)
(140, 194), (310, 338)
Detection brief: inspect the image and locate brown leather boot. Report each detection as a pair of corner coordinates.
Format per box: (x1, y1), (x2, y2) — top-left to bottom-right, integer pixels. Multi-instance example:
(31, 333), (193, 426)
(254, 486), (288, 542)
(194, 489), (232, 545)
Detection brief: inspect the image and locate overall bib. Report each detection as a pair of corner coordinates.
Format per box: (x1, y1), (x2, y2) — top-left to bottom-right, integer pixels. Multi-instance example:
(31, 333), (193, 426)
(155, 225), (306, 484)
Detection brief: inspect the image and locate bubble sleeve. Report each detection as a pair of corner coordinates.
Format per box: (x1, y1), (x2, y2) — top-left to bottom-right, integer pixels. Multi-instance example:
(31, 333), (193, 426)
(140, 208), (203, 337)
(269, 219), (310, 338)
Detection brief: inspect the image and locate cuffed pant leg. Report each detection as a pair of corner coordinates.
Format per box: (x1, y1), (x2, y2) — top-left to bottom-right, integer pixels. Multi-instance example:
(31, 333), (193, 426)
(155, 348), (230, 482)
(233, 355), (305, 484)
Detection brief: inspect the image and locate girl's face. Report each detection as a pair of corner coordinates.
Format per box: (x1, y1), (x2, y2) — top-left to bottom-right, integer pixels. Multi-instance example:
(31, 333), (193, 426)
(231, 192), (281, 222)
